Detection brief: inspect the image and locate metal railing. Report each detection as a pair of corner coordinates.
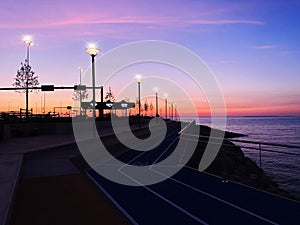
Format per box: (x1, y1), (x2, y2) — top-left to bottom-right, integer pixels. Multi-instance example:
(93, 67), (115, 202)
(179, 128), (300, 169)
(226, 138), (300, 168)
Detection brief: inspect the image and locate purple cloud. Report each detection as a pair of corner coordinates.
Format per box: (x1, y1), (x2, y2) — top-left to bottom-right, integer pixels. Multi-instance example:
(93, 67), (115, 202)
(253, 45), (277, 49)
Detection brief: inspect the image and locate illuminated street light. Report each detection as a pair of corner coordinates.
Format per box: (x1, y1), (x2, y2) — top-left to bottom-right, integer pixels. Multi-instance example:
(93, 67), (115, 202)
(174, 103), (177, 121)
(164, 93), (168, 119)
(79, 67), (83, 116)
(23, 35), (33, 46)
(85, 44), (100, 120)
(135, 74), (142, 128)
(23, 36), (33, 120)
(135, 74), (142, 83)
(153, 87), (159, 117)
(171, 101), (174, 120)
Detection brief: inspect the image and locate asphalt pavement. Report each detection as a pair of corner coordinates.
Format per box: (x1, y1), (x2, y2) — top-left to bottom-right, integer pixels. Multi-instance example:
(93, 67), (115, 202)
(86, 124), (300, 225)
(1, 122), (300, 225)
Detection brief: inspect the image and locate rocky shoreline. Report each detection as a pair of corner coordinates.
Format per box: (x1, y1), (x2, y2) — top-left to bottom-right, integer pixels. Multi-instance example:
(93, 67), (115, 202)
(186, 124), (296, 201)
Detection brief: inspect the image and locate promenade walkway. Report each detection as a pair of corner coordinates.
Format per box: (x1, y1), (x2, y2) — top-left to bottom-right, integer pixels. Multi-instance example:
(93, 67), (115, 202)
(85, 125), (300, 225)
(1, 122), (300, 225)
(0, 126), (117, 225)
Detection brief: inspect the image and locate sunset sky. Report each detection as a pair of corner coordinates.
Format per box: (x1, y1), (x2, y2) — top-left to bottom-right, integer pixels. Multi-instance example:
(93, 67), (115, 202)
(0, 0), (299, 116)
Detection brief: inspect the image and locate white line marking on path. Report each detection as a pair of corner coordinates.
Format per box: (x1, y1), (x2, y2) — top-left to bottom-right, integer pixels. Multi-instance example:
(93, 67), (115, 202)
(146, 131), (279, 224)
(150, 167), (279, 225)
(118, 168), (209, 225)
(117, 130), (210, 225)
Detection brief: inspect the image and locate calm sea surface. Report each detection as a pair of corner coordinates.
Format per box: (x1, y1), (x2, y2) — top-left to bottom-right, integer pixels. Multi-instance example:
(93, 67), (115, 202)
(180, 116), (300, 199)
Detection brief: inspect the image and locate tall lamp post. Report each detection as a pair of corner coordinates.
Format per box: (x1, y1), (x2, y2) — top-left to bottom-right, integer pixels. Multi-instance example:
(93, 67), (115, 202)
(135, 74), (142, 128)
(85, 45), (100, 120)
(174, 103), (177, 121)
(24, 36), (33, 120)
(171, 101), (174, 120)
(78, 67), (83, 116)
(153, 87), (159, 117)
(164, 93), (168, 120)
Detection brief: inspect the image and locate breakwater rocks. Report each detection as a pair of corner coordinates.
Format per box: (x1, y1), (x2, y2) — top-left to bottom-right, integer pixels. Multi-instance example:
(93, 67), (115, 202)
(186, 124), (295, 200)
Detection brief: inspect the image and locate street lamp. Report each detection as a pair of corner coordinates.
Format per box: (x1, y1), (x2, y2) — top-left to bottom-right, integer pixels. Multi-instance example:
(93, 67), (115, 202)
(85, 44), (100, 120)
(171, 101), (173, 120)
(78, 67), (83, 116)
(23, 36), (33, 120)
(135, 74), (142, 128)
(174, 103), (177, 121)
(153, 87), (159, 117)
(164, 93), (168, 120)
(24, 36), (33, 64)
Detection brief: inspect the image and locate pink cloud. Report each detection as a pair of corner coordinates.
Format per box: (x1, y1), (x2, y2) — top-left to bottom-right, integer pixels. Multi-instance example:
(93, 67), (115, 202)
(189, 19), (264, 25)
(0, 0), (266, 49)
(0, 0), (265, 30)
(0, 15), (264, 29)
(253, 45), (277, 49)
(0, 16), (173, 29)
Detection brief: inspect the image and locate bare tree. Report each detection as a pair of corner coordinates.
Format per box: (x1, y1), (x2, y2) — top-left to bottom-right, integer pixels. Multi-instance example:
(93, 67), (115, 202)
(149, 102), (154, 116)
(105, 86), (115, 102)
(135, 97), (144, 115)
(105, 87), (116, 115)
(13, 59), (39, 118)
(72, 86), (88, 116)
(144, 100), (149, 116)
(72, 88), (88, 101)
(13, 60), (39, 92)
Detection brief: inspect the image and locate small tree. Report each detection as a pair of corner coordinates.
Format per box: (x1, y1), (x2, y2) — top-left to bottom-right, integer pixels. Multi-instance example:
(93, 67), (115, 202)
(105, 86), (115, 102)
(72, 86), (88, 116)
(144, 100), (149, 116)
(13, 59), (39, 118)
(149, 102), (154, 117)
(72, 88), (88, 101)
(13, 60), (39, 92)
(135, 97), (145, 115)
(105, 87), (116, 115)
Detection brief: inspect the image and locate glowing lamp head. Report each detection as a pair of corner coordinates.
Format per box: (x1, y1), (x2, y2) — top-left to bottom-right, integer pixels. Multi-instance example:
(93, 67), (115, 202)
(86, 47), (100, 56)
(135, 74), (143, 83)
(85, 43), (100, 56)
(153, 87), (159, 93)
(23, 36), (33, 46)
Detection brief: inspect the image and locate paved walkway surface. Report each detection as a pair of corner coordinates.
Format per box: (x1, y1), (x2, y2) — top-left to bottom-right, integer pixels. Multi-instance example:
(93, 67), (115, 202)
(9, 174), (130, 225)
(0, 126), (118, 225)
(1, 122), (300, 225)
(0, 155), (23, 225)
(0, 134), (76, 154)
(86, 125), (300, 225)
(88, 167), (300, 225)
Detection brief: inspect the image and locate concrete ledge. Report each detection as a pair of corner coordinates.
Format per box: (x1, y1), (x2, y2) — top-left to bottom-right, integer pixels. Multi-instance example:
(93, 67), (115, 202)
(0, 155), (23, 225)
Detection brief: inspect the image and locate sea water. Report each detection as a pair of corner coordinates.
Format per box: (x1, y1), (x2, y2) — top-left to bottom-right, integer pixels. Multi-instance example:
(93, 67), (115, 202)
(180, 116), (300, 199)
